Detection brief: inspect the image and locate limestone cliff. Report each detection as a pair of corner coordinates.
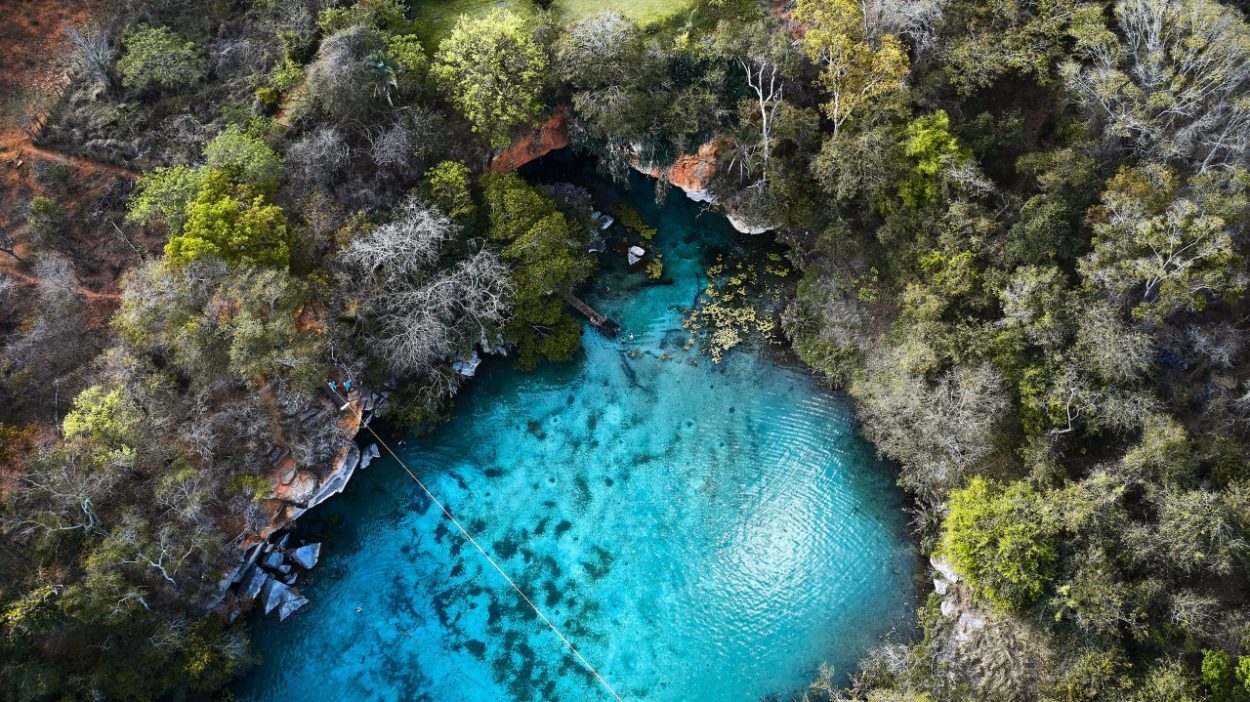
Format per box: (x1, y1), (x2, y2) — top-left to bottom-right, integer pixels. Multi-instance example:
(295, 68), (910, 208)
(633, 142), (777, 234)
(633, 142), (719, 204)
(490, 107), (570, 172)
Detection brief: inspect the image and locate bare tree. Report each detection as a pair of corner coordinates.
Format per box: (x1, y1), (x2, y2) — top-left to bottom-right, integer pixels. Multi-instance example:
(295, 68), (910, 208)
(0, 226), (22, 263)
(852, 355), (1011, 496)
(739, 56), (783, 175)
(65, 25), (116, 88)
(339, 198), (513, 377)
(366, 118), (412, 171)
(861, 0), (947, 56)
(287, 126), (350, 188)
(338, 197), (450, 278)
(1062, 0), (1250, 168)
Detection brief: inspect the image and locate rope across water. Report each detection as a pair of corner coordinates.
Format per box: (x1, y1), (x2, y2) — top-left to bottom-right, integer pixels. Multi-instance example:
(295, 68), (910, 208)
(329, 388), (626, 702)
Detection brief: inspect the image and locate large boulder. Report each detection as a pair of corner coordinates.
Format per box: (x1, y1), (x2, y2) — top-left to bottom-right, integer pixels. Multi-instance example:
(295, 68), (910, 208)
(278, 588), (309, 621)
(289, 543), (321, 570)
(240, 568), (269, 604)
(261, 578), (289, 615)
(260, 548), (285, 572)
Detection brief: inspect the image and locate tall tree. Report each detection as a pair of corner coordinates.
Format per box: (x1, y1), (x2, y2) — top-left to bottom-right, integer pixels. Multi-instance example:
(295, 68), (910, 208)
(431, 9), (547, 149)
(1079, 164), (1248, 321)
(794, 0), (910, 136)
(1062, 0), (1250, 169)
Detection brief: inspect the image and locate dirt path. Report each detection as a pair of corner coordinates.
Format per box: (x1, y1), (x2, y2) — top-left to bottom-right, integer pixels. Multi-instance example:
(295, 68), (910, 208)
(0, 262), (122, 302)
(1, 128), (139, 180)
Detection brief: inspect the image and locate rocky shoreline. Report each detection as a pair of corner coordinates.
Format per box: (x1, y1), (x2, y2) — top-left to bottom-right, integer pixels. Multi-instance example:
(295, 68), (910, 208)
(210, 382), (387, 621)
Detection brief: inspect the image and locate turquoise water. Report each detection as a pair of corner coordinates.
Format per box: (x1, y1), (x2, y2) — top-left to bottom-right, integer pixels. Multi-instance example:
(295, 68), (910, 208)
(239, 163), (916, 702)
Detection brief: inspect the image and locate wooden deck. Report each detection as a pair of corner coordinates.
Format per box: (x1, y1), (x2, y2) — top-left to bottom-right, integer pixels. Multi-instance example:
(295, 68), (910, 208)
(560, 291), (621, 337)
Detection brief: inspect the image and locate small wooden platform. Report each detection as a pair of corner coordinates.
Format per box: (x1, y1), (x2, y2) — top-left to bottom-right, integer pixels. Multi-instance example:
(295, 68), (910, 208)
(561, 291), (621, 337)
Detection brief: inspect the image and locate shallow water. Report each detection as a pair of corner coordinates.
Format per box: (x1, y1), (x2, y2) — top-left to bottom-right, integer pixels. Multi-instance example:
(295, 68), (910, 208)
(239, 163), (916, 702)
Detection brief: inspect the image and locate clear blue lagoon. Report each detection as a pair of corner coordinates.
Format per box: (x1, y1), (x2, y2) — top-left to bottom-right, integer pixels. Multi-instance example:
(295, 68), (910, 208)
(239, 160), (917, 702)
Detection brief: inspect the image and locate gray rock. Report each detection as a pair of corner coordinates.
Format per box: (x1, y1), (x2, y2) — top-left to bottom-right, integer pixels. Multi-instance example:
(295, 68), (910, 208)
(359, 443), (380, 469)
(289, 543), (321, 570)
(308, 444), (362, 508)
(591, 211), (614, 230)
(452, 350), (481, 377)
(930, 555), (960, 583)
(627, 245), (646, 266)
(261, 578), (289, 615)
(240, 568), (269, 603)
(278, 589), (309, 621)
(260, 549), (284, 572)
(955, 612), (985, 643)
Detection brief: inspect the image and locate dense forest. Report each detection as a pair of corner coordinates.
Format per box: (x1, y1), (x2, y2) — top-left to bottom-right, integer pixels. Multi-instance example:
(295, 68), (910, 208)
(3, 0), (1250, 699)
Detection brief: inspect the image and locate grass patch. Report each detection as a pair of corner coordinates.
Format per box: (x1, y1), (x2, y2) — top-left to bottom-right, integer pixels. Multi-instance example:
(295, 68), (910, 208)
(412, 0), (694, 49)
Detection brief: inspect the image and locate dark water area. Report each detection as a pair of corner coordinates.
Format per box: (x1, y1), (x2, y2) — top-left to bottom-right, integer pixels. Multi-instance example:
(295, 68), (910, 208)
(239, 156), (917, 702)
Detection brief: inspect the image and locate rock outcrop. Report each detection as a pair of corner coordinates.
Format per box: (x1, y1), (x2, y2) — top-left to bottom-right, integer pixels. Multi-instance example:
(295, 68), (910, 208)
(220, 537), (323, 621)
(633, 142), (779, 234)
(212, 381), (388, 621)
(490, 107), (570, 172)
(489, 107), (775, 234)
(634, 142), (719, 204)
(927, 556), (1052, 700)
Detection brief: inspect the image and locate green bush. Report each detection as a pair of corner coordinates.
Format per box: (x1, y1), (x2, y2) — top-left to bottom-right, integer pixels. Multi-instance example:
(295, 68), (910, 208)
(116, 26), (207, 93)
(939, 477), (1060, 611)
(203, 125), (285, 193)
(165, 172), (289, 268)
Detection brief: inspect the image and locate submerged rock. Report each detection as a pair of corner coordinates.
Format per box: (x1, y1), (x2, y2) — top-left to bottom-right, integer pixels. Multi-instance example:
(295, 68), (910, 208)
(289, 543), (321, 570)
(591, 211), (614, 230)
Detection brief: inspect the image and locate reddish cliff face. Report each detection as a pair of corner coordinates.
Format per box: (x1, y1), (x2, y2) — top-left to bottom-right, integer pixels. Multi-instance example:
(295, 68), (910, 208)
(635, 142), (720, 202)
(489, 107), (570, 172)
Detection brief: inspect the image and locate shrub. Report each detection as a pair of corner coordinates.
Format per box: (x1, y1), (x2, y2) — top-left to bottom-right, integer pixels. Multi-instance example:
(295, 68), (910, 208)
(116, 26), (207, 93)
(939, 477), (1060, 611)
(165, 172), (289, 268)
(203, 125), (285, 193)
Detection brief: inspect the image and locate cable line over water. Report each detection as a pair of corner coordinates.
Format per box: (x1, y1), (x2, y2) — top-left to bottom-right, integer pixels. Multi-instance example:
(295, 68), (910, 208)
(328, 386), (626, 702)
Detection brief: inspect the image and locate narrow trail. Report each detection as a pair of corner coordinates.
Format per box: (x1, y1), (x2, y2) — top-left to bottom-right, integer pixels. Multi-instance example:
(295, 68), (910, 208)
(0, 265), (122, 302)
(1, 128), (139, 180)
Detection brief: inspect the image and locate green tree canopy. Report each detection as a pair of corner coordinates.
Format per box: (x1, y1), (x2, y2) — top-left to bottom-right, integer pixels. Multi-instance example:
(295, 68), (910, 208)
(1079, 164), (1247, 322)
(940, 477), (1061, 611)
(116, 25), (207, 93)
(431, 9), (547, 149)
(165, 172), (290, 268)
(203, 125), (285, 194)
(480, 172), (595, 368)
